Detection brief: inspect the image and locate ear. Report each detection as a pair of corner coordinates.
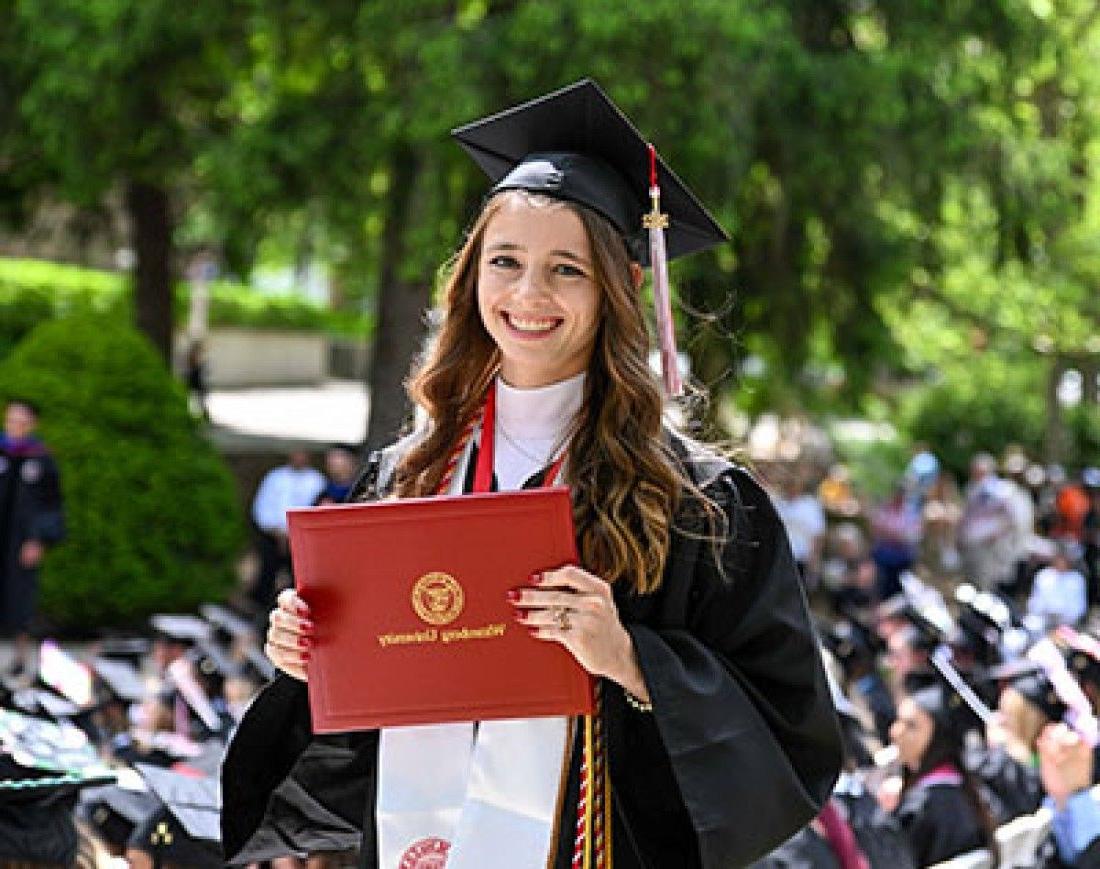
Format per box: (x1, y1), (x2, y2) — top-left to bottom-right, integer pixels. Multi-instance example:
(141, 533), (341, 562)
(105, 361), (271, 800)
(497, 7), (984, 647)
(629, 262), (644, 290)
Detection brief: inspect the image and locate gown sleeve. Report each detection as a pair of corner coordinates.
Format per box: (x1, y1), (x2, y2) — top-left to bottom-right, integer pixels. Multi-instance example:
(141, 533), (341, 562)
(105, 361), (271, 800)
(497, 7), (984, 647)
(622, 467), (843, 867)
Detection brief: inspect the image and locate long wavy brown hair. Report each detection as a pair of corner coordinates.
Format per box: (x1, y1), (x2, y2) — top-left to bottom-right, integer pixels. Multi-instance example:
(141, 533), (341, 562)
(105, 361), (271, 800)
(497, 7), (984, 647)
(394, 190), (710, 594)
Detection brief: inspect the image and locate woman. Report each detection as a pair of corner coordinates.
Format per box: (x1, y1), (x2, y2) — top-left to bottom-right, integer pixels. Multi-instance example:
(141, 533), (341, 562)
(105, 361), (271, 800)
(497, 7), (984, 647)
(888, 686), (998, 866)
(221, 80), (841, 869)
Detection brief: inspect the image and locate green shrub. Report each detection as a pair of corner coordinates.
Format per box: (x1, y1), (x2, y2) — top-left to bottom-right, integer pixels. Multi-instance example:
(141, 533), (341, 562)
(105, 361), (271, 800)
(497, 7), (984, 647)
(0, 314), (246, 628)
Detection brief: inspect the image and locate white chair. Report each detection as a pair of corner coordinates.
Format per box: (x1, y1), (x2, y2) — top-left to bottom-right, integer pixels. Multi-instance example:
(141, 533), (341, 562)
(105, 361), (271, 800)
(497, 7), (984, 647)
(928, 848), (993, 869)
(994, 806), (1053, 869)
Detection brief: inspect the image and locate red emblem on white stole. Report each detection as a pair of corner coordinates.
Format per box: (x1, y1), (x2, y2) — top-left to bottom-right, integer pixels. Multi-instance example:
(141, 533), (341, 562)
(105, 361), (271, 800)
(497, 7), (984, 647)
(398, 837), (450, 869)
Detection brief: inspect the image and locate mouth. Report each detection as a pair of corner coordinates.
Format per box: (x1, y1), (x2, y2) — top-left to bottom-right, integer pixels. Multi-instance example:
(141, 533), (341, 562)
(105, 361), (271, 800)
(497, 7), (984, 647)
(502, 311), (563, 337)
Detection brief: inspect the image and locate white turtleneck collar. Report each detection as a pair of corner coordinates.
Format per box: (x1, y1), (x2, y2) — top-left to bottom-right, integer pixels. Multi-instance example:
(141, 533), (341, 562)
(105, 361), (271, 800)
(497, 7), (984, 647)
(491, 371), (585, 491)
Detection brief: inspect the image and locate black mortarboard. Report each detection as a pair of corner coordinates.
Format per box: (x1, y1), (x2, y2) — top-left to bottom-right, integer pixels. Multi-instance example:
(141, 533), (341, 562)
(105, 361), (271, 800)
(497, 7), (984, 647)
(452, 78), (728, 265)
(1012, 670), (1069, 722)
(93, 657), (148, 704)
(124, 765), (223, 867)
(79, 783), (161, 850)
(0, 708), (112, 777)
(199, 603), (255, 644)
(135, 764), (220, 843)
(98, 636), (152, 669)
(0, 759), (113, 866)
(1063, 630), (1100, 688)
(151, 614), (212, 645)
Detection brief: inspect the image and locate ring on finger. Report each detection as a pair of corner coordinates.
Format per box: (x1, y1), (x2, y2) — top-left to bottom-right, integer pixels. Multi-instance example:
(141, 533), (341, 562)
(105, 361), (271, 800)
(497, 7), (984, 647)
(553, 606), (571, 631)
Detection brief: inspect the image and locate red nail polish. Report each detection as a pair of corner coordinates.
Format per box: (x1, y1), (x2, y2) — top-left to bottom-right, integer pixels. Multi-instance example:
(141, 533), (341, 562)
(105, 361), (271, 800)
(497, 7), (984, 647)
(506, 589), (521, 603)
(529, 572), (542, 585)
(512, 611), (526, 623)
(527, 627), (541, 637)
(296, 602), (311, 618)
(300, 620), (314, 634)
(298, 636), (311, 649)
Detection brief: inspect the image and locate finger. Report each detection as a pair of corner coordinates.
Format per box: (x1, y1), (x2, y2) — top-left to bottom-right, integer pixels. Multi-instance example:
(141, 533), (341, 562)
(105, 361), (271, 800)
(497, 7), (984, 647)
(516, 606), (581, 629)
(267, 624), (312, 654)
(269, 606), (314, 636)
(277, 588), (311, 618)
(264, 640), (310, 680)
(536, 565), (610, 596)
(509, 588), (603, 611)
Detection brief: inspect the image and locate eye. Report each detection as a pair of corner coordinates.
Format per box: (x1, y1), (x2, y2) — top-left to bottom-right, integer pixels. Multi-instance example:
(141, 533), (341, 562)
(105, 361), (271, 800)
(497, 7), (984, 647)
(488, 254), (521, 269)
(553, 262), (587, 278)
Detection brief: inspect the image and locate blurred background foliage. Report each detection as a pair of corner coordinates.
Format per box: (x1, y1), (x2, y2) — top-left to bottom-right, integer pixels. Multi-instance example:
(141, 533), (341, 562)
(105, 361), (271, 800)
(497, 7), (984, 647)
(0, 314), (245, 628)
(0, 0), (1098, 456)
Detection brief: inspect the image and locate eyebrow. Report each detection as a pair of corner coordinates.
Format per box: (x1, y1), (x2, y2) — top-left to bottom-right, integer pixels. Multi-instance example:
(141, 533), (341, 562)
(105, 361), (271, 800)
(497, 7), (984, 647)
(485, 241), (591, 266)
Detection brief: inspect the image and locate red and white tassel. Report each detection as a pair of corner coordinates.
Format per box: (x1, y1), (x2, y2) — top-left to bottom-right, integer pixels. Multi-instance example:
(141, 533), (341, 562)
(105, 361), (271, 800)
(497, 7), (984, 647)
(644, 143), (682, 397)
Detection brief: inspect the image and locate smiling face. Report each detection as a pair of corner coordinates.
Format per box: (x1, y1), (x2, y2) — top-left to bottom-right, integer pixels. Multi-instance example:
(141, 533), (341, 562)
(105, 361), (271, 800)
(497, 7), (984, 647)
(476, 193), (602, 388)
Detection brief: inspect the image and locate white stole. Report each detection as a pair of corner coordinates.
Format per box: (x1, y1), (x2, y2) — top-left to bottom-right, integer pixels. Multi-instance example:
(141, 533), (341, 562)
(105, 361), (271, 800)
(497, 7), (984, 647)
(377, 377), (584, 867)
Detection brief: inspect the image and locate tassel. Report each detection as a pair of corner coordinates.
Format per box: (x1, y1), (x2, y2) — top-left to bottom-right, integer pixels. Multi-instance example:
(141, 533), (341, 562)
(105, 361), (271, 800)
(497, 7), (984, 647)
(643, 143), (682, 396)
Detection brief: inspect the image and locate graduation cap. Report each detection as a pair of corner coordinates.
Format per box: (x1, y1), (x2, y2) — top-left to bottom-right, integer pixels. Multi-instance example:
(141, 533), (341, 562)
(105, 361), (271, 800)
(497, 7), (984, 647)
(199, 603), (255, 644)
(78, 782), (162, 850)
(92, 657), (149, 705)
(98, 636), (152, 669)
(1012, 637), (1099, 741)
(37, 639), (94, 708)
(0, 707), (112, 777)
(453, 78), (729, 395)
(135, 764), (220, 843)
(1058, 626), (1100, 688)
(122, 764), (222, 867)
(904, 648), (990, 755)
(151, 614), (212, 645)
(0, 759), (114, 866)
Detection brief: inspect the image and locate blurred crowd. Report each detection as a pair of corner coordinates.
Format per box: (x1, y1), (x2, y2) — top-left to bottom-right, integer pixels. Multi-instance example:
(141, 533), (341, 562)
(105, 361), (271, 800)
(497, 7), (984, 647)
(3, 442), (1100, 867)
(759, 448), (1100, 867)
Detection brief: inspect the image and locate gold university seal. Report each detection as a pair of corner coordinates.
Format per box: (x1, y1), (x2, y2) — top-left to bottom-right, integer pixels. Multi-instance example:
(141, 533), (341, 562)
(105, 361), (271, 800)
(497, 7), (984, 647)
(411, 572), (464, 626)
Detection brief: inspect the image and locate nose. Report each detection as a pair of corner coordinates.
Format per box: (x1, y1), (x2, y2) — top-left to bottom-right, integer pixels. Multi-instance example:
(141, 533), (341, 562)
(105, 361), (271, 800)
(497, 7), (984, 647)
(513, 265), (548, 300)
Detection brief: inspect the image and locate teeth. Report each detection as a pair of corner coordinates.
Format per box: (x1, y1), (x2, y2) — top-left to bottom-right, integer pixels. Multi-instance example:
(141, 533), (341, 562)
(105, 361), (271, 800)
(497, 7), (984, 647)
(508, 315), (558, 332)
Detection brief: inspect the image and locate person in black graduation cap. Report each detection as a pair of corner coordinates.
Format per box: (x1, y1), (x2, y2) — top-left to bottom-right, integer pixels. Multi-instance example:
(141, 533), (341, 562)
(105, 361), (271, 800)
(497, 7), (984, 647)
(888, 681), (1000, 866)
(223, 79), (841, 869)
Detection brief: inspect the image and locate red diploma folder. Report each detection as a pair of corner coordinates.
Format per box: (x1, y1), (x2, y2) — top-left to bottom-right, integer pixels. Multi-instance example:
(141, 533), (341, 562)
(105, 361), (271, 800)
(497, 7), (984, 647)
(287, 486), (594, 732)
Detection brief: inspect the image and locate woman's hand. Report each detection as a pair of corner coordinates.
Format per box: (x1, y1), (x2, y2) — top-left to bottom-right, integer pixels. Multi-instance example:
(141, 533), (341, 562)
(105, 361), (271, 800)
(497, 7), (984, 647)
(1037, 722), (1094, 810)
(509, 566), (649, 702)
(265, 588), (314, 681)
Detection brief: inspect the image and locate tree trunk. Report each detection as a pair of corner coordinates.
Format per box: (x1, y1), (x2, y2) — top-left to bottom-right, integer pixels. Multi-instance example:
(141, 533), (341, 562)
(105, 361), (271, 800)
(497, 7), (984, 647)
(364, 146), (429, 452)
(125, 180), (175, 362)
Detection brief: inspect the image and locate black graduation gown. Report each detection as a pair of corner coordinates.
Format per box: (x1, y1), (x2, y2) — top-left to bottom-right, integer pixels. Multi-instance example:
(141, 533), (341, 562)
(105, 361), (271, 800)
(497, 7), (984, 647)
(0, 439), (64, 632)
(968, 744), (1044, 824)
(221, 432), (843, 868)
(894, 781), (985, 867)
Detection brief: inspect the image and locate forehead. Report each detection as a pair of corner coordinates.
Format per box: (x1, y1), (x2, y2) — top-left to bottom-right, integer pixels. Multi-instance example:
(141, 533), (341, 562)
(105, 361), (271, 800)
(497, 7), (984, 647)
(5, 403), (34, 419)
(483, 193), (590, 252)
(897, 697), (930, 725)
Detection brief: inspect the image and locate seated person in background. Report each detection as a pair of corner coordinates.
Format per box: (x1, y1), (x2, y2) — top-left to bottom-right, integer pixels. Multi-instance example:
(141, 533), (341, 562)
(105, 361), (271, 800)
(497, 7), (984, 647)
(315, 444), (359, 505)
(1029, 543), (1089, 630)
(821, 522), (878, 621)
(976, 670), (1060, 822)
(887, 684), (999, 866)
(1038, 722), (1100, 869)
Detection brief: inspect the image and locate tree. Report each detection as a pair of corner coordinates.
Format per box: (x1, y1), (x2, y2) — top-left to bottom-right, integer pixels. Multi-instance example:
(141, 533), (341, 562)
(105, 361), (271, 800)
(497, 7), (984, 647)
(0, 0), (253, 360)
